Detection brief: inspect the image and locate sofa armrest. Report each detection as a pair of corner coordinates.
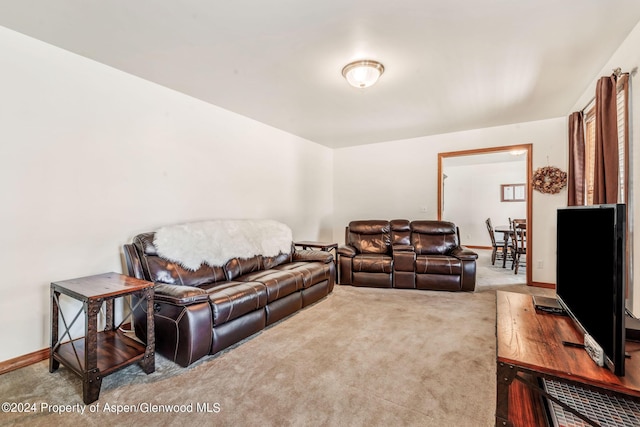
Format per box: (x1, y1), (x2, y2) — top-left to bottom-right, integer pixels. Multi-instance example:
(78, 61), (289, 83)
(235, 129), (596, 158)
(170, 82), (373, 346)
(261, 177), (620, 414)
(392, 244), (415, 252)
(450, 246), (478, 261)
(292, 250), (334, 263)
(337, 245), (356, 285)
(136, 285), (213, 367)
(153, 283), (210, 305)
(337, 245), (357, 257)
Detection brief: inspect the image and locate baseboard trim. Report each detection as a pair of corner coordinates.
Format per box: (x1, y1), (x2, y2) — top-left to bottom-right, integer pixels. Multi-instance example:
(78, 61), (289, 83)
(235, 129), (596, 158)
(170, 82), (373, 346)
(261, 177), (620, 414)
(530, 281), (555, 289)
(466, 245), (492, 250)
(0, 322), (135, 376)
(0, 348), (49, 376)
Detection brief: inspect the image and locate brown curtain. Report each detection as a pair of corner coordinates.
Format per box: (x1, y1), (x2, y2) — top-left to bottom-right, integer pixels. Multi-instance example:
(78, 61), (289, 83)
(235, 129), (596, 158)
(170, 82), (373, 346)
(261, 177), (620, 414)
(593, 75), (619, 204)
(567, 111), (585, 206)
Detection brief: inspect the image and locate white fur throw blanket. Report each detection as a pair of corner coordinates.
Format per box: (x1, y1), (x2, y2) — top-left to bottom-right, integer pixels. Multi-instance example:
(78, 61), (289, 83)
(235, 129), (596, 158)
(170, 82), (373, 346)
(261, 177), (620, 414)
(153, 219), (293, 271)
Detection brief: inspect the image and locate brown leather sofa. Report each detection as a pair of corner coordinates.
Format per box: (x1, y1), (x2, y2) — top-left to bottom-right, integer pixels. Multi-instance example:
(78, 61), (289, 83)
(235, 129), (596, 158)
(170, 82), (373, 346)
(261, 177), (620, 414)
(338, 219), (478, 291)
(123, 232), (335, 367)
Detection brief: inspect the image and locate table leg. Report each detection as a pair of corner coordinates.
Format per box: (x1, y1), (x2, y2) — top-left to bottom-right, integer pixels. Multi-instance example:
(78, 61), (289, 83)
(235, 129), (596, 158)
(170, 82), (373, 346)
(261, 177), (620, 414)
(496, 362), (516, 427)
(502, 234), (508, 268)
(105, 298), (114, 332)
(83, 299), (103, 404)
(140, 288), (155, 374)
(49, 288), (60, 372)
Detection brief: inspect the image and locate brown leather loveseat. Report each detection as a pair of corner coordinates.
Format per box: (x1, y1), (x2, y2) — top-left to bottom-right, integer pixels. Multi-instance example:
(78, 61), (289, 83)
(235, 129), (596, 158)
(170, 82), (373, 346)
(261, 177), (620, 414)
(123, 221), (335, 367)
(338, 219), (477, 291)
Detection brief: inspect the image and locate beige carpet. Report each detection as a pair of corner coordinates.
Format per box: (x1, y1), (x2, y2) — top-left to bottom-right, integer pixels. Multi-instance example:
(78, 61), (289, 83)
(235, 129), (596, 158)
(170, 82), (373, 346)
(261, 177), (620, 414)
(0, 250), (553, 427)
(475, 247), (528, 285)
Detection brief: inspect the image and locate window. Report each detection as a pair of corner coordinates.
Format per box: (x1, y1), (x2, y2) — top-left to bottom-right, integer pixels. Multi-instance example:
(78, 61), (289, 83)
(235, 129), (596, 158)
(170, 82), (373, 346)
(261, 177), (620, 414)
(582, 77), (628, 205)
(617, 78), (629, 203)
(584, 101), (596, 205)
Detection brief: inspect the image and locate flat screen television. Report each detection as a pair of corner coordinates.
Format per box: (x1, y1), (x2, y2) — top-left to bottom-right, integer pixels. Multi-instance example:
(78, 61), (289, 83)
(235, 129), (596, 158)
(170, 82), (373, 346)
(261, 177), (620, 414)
(556, 203), (626, 376)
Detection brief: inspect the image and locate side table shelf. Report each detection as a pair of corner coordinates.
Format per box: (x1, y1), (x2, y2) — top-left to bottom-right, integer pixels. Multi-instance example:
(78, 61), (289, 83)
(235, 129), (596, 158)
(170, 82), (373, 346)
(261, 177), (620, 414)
(294, 241), (338, 255)
(50, 272), (155, 404)
(54, 330), (148, 376)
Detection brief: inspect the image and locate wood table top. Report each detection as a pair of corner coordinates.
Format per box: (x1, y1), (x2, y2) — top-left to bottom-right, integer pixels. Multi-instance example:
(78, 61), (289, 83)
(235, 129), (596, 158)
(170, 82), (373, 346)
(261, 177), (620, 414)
(496, 290), (640, 397)
(51, 272), (153, 300)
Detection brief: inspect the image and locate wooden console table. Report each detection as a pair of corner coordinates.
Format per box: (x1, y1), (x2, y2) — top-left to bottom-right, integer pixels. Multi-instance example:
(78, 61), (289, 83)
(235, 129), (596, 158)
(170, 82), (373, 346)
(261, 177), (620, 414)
(496, 291), (640, 426)
(50, 272), (155, 404)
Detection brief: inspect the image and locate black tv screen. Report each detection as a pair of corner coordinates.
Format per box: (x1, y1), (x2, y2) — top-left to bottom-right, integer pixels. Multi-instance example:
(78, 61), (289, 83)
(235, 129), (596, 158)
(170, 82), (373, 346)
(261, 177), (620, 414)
(556, 204), (626, 376)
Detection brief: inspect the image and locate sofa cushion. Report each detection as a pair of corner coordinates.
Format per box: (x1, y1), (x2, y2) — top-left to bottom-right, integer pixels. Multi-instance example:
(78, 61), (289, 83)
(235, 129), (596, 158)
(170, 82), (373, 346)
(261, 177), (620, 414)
(415, 255), (462, 275)
(274, 261), (332, 289)
(390, 219), (411, 245)
(238, 269), (304, 303)
(416, 274), (462, 291)
(224, 256), (263, 281)
(200, 281), (268, 326)
(352, 272), (393, 288)
(134, 233), (227, 286)
(352, 254), (393, 273)
(348, 220), (391, 254)
(262, 251), (293, 269)
(410, 221), (459, 255)
(144, 256), (227, 287)
(292, 250), (334, 263)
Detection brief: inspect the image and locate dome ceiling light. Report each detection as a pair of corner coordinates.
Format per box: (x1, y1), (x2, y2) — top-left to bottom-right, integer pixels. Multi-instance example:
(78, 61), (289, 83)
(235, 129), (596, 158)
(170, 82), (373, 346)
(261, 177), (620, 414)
(341, 60), (385, 88)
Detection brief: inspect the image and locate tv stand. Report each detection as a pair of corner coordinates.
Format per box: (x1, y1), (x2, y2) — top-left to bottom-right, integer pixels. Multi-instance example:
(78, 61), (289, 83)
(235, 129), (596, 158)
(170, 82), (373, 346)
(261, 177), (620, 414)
(496, 291), (640, 426)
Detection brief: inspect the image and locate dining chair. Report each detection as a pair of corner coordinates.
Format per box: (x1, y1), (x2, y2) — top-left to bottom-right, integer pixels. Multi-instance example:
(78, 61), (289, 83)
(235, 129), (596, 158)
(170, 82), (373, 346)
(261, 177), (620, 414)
(510, 218), (526, 230)
(511, 225), (526, 274)
(485, 218), (511, 266)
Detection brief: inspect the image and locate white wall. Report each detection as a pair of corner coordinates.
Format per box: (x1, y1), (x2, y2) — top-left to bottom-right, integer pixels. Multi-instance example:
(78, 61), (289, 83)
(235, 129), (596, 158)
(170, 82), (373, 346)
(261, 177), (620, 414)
(569, 20), (640, 314)
(0, 27), (333, 362)
(333, 117), (567, 285)
(444, 161), (526, 246)
(5, 18), (640, 364)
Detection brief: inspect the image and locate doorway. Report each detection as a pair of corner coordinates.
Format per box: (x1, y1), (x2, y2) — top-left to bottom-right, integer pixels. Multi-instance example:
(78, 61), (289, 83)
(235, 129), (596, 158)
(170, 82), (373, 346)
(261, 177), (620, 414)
(437, 144), (533, 286)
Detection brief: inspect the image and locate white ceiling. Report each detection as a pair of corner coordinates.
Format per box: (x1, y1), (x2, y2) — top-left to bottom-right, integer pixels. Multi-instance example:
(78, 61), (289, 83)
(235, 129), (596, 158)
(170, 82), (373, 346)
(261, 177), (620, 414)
(1, 1), (639, 148)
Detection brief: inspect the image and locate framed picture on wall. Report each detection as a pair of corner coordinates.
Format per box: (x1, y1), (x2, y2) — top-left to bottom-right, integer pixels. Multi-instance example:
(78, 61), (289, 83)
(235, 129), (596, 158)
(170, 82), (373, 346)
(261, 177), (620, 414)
(501, 183), (525, 202)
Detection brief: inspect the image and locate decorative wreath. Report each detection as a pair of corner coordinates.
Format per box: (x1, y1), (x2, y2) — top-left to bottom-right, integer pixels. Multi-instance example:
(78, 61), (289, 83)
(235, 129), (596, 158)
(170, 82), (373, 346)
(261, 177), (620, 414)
(532, 166), (567, 194)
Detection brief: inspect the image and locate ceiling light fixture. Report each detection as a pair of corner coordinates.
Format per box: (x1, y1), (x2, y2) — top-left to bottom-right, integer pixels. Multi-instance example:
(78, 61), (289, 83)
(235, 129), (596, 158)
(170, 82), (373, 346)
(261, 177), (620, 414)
(510, 149), (527, 156)
(341, 60), (385, 88)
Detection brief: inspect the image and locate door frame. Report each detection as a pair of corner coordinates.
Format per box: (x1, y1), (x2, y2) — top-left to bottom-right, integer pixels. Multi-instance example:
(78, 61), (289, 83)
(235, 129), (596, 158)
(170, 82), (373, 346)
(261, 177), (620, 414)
(437, 144), (533, 286)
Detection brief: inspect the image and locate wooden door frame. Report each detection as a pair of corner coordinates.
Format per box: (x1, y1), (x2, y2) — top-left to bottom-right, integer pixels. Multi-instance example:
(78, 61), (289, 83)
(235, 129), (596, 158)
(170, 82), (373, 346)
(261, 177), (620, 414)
(437, 144), (533, 286)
